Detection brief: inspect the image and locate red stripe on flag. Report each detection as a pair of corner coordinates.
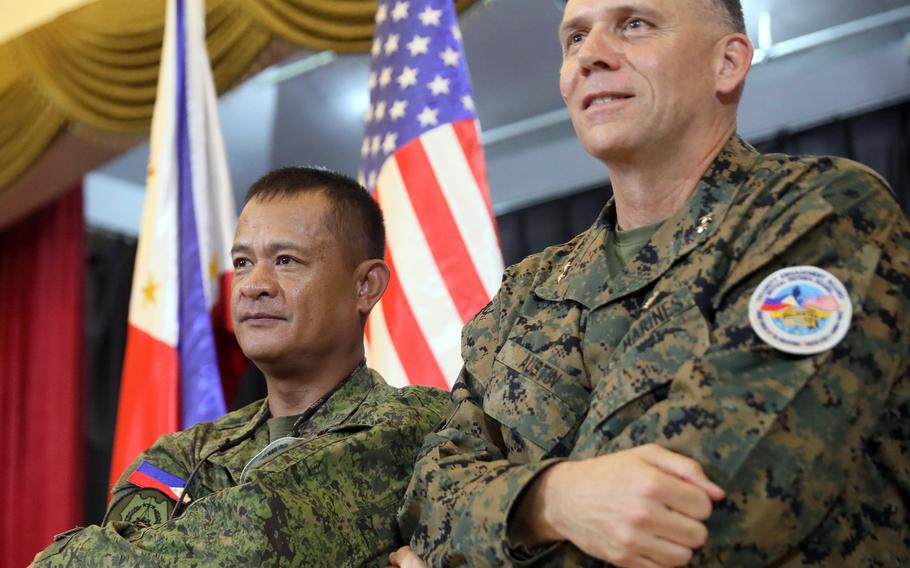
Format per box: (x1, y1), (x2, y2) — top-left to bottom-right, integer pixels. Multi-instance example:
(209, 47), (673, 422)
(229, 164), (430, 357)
(395, 139), (491, 323)
(126, 470), (180, 501)
(380, 248), (449, 390)
(452, 119), (498, 230)
(109, 325), (179, 488)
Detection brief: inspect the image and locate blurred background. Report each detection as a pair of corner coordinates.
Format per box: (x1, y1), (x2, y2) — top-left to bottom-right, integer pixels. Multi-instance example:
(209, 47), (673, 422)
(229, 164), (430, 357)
(1, 0), (908, 564)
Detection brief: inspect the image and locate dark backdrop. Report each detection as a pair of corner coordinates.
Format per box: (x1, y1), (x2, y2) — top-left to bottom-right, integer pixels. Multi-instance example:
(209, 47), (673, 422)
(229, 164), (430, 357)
(83, 100), (910, 524)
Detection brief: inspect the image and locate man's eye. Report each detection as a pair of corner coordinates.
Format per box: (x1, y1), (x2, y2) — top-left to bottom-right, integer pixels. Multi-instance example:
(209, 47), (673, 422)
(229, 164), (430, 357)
(276, 255), (294, 265)
(233, 258), (250, 269)
(624, 17), (648, 30)
(567, 31), (586, 48)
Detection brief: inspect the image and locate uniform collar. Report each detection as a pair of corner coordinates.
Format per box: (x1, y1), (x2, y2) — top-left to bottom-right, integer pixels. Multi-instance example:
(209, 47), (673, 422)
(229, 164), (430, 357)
(208, 362), (377, 479)
(536, 134), (760, 309)
(291, 362), (376, 438)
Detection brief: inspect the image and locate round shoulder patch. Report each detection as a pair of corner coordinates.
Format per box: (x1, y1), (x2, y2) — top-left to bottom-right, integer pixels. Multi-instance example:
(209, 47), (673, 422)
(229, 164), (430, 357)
(107, 488), (174, 526)
(748, 266), (852, 355)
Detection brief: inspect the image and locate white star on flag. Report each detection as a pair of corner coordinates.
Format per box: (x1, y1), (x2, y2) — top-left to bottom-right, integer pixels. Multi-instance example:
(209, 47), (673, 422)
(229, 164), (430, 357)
(385, 34), (400, 55)
(407, 35), (431, 56)
(462, 94), (475, 111)
(372, 37), (383, 57)
(440, 46), (460, 67)
(376, 4), (388, 24)
(418, 6), (442, 26)
(379, 67), (393, 88)
(365, 104), (374, 123)
(368, 71), (377, 90)
(452, 25), (462, 42)
(397, 66), (419, 88)
(371, 135), (381, 156)
(392, 1), (409, 21)
(375, 101), (387, 121)
(360, 138), (370, 157)
(382, 132), (398, 153)
(389, 99), (408, 120)
(417, 106), (439, 126)
(427, 74), (450, 96)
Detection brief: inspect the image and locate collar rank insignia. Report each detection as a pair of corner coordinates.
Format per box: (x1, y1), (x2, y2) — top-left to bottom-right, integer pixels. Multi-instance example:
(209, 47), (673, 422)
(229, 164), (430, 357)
(748, 266), (852, 355)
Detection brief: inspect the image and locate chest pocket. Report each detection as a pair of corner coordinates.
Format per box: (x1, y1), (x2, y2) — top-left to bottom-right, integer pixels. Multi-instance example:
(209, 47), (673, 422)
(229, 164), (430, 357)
(239, 425), (373, 482)
(484, 341), (591, 456)
(585, 285), (711, 431)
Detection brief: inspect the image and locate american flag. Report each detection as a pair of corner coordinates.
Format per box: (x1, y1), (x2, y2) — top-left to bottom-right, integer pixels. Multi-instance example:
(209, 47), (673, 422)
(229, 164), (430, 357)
(361, 0), (503, 389)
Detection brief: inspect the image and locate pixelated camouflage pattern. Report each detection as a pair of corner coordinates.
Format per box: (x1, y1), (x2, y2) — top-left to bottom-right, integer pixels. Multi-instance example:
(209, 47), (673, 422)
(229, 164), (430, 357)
(34, 365), (450, 567)
(400, 135), (910, 566)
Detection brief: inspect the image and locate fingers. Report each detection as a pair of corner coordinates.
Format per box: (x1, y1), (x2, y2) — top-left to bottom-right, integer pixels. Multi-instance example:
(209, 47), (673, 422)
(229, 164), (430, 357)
(387, 546), (411, 567)
(605, 525), (696, 568)
(387, 546), (428, 568)
(611, 486), (708, 549)
(635, 536), (695, 568)
(652, 506), (710, 549)
(638, 444), (725, 501)
(649, 468), (714, 521)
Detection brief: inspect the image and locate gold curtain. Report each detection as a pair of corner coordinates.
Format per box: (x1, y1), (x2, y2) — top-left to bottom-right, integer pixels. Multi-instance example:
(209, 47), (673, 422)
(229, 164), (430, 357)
(0, 0), (479, 191)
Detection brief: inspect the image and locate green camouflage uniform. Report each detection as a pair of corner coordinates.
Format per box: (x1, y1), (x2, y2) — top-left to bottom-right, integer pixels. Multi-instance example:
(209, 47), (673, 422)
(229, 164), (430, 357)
(400, 135), (910, 566)
(35, 364), (449, 567)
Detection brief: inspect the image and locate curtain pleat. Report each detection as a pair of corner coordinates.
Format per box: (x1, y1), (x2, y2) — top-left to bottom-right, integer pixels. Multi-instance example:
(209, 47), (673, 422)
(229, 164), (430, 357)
(0, 185), (85, 567)
(0, 0), (481, 193)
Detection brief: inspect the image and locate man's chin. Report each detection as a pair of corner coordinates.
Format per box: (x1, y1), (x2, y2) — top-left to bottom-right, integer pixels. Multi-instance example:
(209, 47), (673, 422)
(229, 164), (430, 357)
(238, 344), (286, 368)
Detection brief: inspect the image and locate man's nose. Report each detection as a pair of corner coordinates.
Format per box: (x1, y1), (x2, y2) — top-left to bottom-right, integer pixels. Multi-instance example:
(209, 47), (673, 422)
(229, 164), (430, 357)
(240, 263), (279, 299)
(577, 24), (622, 73)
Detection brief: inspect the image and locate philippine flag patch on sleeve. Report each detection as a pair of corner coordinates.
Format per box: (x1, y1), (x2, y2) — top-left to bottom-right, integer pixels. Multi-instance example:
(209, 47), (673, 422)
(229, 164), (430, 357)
(127, 461), (190, 502)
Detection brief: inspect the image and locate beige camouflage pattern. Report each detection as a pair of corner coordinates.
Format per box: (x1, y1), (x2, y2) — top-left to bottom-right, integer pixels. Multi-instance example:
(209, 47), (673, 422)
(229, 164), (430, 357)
(34, 365), (449, 567)
(400, 135), (910, 566)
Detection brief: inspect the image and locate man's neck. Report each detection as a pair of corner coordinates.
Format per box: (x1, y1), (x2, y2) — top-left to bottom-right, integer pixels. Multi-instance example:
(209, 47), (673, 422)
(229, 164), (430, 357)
(262, 349), (363, 417)
(608, 122), (736, 230)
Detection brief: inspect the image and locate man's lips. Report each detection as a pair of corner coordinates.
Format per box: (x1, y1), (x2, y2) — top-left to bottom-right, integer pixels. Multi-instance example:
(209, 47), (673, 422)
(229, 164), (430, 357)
(582, 92), (634, 110)
(238, 313), (286, 323)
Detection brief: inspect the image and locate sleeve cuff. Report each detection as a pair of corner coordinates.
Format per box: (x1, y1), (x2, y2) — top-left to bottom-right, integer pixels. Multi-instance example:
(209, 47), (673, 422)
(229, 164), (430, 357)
(449, 457), (566, 565)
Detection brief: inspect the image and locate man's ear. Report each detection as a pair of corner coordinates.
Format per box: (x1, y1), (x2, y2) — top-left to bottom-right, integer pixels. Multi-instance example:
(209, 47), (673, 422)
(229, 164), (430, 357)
(715, 33), (752, 101)
(354, 259), (390, 315)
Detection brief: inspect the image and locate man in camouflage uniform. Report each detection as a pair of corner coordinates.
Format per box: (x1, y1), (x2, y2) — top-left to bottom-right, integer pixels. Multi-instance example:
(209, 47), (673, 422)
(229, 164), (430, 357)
(392, 0), (910, 566)
(34, 167), (450, 566)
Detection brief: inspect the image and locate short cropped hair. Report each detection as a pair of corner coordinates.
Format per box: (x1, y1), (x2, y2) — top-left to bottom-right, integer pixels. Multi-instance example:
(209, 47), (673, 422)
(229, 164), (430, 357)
(710, 0), (745, 35)
(244, 167), (386, 263)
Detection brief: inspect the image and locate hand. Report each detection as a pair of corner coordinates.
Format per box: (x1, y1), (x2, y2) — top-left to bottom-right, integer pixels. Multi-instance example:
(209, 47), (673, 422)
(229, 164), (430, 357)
(386, 546), (428, 568)
(511, 444), (724, 568)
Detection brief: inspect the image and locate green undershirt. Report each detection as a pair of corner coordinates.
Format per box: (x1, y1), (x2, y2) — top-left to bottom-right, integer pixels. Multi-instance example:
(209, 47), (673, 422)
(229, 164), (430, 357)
(606, 221), (663, 276)
(267, 414), (303, 442)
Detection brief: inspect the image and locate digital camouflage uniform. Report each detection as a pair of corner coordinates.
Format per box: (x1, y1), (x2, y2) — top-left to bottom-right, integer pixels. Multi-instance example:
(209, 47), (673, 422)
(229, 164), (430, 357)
(400, 135), (910, 566)
(35, 364), (449, 567)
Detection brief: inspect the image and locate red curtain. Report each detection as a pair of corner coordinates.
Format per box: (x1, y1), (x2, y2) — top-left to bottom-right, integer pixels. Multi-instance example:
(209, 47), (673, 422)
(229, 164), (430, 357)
(0, 186), (84, 567)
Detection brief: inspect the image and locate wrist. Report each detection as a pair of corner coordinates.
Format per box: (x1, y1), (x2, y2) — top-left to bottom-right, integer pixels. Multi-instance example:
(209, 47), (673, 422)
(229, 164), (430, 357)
(536, 461), (569, 542)
(509, 462), (569, 546)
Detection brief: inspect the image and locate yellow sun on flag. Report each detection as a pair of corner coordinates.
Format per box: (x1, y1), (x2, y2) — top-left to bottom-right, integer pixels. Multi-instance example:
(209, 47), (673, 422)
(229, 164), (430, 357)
(209, 255), (218, 280)
(142, 277), (160, 304)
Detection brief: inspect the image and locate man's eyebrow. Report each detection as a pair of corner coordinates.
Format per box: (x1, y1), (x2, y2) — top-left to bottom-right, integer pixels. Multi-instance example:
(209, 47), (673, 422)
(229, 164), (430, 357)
(265, 241), (309, 254)
(230, 243), (251, 256)
(230, 241), (310, 256)
(559, 4), (659, 35)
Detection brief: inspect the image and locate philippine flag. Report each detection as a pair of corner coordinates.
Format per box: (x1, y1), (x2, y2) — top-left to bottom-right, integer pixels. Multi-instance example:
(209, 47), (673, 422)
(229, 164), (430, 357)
(127, 461), (189, 502)
(109, 0), (237, 487)
(761, 292), (800, 312)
